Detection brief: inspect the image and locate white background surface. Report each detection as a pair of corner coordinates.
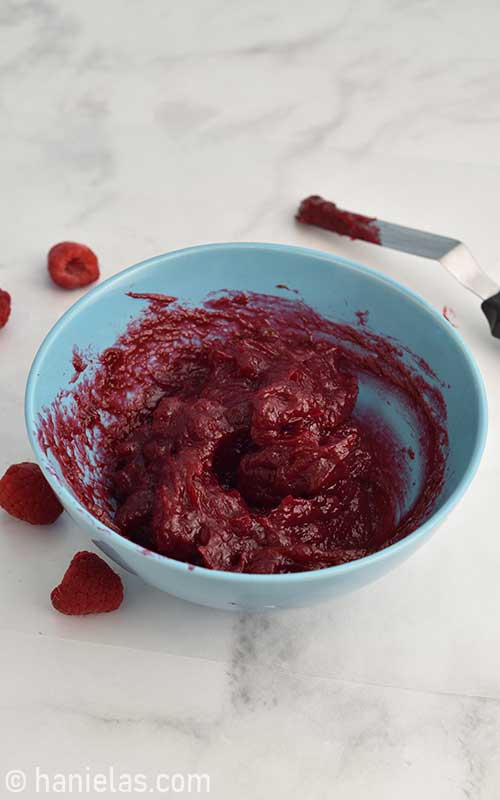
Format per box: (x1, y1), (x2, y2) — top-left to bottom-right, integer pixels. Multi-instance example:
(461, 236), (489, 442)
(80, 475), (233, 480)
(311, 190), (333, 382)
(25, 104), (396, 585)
(2, 1), (500, 797)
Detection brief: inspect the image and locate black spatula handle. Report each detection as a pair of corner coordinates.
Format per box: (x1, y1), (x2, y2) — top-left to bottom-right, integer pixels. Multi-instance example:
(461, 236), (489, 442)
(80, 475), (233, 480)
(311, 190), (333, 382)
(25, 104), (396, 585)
(482, 292), (500, 338)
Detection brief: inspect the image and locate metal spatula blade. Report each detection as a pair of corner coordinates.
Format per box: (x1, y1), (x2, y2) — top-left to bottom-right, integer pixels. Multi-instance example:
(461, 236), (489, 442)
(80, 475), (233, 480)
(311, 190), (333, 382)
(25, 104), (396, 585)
(296, 196), (500, 338)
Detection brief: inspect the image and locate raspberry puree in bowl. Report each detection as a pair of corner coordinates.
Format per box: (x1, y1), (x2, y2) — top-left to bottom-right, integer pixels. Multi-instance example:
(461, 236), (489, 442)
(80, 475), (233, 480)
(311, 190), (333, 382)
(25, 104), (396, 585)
(37, 291), (447, 575)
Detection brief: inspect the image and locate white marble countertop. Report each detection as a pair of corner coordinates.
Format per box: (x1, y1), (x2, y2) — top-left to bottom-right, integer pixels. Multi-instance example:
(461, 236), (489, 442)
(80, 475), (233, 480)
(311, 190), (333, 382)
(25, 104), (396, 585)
(2, 1), (500, 797)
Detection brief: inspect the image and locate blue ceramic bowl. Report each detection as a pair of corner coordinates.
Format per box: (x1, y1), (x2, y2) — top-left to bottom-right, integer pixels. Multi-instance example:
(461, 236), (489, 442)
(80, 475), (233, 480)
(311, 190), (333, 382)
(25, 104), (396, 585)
(25, 243), (487, 610)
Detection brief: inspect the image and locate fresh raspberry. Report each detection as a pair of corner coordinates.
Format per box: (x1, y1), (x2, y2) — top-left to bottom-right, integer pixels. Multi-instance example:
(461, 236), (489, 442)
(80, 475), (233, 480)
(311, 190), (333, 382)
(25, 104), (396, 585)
(51, 551), (124, 615)
(0, 462), (63, 524)
(0, 289), (11, 328)
(48, 241), (99, 289)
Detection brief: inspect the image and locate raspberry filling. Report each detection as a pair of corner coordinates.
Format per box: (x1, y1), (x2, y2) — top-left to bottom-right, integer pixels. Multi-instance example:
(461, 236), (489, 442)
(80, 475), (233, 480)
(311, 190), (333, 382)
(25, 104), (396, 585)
(296, 195), (381, 244)
(37, 291), (447, 574)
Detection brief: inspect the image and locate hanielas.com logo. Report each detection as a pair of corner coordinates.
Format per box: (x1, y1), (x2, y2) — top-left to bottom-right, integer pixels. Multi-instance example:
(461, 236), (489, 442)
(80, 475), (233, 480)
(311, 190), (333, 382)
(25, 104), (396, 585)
(4, 767), (211, 794)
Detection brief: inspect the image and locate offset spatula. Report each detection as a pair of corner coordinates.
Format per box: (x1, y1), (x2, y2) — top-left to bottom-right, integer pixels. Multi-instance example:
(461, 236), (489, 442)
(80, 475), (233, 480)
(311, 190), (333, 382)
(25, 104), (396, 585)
(296, 195), (500, 338)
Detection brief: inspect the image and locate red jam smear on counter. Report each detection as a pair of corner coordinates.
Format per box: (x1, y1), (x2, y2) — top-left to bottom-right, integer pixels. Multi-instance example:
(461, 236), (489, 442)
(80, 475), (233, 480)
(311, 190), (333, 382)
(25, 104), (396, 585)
(37, 291), (447, 574)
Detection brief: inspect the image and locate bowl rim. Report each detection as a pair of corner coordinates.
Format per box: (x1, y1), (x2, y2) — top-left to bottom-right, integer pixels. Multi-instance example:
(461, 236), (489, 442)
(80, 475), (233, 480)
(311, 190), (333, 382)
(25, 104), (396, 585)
(25, 241), (488, 584)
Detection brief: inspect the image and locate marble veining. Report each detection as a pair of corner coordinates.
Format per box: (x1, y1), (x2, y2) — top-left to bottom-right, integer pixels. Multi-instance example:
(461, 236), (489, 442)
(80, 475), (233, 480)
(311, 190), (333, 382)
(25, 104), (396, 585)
(2, 0), (500, 796)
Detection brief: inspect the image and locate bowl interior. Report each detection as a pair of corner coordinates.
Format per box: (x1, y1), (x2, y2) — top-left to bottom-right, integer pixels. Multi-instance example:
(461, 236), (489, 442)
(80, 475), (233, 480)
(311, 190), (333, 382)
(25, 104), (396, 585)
(26, 243), (486, 537)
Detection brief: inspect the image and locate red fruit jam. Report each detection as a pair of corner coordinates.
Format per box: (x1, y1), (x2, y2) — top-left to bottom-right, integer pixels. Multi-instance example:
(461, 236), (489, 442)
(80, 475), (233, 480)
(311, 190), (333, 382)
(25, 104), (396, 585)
(296, 195), (381, 244)
(37, 292), (447, 574)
